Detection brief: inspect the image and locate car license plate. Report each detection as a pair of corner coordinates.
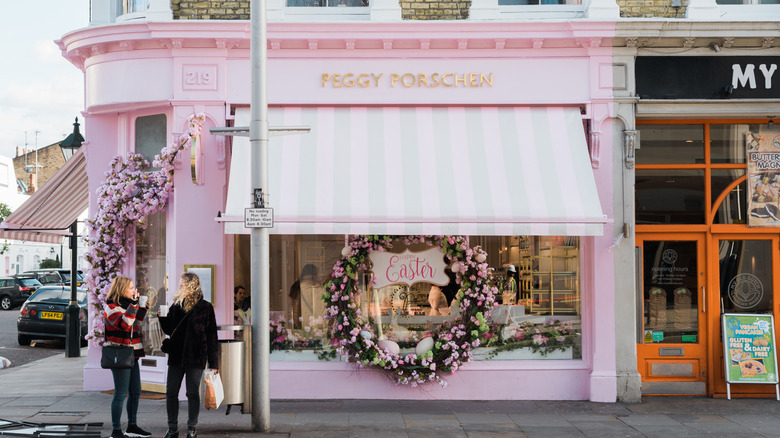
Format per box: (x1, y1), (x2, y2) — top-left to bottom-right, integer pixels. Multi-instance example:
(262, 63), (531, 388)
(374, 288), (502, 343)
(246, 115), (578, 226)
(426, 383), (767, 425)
(41, 312), (63, 320)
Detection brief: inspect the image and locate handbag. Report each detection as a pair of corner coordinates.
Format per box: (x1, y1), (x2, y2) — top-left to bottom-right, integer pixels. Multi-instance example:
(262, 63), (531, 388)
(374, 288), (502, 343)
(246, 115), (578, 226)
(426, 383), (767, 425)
(101, 323), (135, 369)
(101, 345), (135, 369)
(161, 309), (190, 354)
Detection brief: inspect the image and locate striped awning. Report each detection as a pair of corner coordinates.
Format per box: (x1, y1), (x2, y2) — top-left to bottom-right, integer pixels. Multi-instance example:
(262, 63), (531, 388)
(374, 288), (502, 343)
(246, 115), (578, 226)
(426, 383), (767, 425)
(224, 106), (605, 236)
(0, 147), (88, 244)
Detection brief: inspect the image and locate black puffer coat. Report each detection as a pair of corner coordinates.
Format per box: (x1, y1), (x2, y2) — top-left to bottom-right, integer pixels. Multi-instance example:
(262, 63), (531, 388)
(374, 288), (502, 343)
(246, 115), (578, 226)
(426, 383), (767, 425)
(160, 299), (219, 369)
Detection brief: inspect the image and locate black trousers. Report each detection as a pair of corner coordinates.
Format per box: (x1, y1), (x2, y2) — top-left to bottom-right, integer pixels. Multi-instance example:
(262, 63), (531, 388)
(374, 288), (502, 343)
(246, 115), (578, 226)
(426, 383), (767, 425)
(166, 365), (204, 430)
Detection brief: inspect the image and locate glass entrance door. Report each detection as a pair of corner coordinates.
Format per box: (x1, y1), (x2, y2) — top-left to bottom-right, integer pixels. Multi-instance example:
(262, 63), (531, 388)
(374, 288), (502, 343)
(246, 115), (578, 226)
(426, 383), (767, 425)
(710, 235), (779, 397)
(636, 234), (707, 395)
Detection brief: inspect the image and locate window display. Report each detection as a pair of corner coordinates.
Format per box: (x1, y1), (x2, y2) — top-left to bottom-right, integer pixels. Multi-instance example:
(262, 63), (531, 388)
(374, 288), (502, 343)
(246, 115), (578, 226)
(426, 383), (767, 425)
(238, 234), (583, 362)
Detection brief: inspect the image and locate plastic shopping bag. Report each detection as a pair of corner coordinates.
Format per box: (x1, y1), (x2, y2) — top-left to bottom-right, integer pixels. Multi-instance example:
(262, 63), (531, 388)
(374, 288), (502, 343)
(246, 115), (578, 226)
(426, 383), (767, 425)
(203, 370), (224, 410)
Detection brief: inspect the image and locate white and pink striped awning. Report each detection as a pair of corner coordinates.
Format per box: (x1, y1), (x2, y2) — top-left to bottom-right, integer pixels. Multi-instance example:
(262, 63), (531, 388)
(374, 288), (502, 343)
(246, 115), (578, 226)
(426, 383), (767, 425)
(0, 147), (88, 244)
(224, 106), (605, 236)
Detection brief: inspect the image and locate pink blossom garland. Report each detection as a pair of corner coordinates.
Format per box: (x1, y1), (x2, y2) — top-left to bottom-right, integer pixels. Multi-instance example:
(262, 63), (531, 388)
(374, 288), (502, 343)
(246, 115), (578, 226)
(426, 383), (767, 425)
(84, 114), (206, 346)
(323, 235), (498, 386)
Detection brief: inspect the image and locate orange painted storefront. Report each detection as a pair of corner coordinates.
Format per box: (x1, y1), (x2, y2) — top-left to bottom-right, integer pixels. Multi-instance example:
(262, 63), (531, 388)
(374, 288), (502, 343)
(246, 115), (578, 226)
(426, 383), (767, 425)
(636, 119), (780, 398)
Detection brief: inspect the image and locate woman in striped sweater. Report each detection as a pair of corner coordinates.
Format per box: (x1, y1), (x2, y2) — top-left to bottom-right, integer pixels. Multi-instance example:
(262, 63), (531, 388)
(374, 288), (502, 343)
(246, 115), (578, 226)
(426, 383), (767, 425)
(104, 275), (151, 438)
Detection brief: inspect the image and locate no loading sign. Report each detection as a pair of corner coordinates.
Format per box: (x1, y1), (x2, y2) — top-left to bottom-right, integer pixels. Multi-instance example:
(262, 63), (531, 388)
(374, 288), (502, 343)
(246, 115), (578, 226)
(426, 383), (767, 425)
(728, 273), (764, 309)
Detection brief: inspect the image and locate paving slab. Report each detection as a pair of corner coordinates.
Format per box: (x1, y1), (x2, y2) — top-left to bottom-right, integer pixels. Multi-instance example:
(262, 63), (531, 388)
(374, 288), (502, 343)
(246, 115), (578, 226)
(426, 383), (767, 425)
(349, 427), (409, 438)
(455, 413), (514, 424)
(406, 430), (468, 438)
(466, 432), (528, 438)
(521, 426), (585, 437)
(509, 414), (571, 427)
(402, 413), (461, 429)
(348, 412), (405, 427)
(460, 422), (521, 432)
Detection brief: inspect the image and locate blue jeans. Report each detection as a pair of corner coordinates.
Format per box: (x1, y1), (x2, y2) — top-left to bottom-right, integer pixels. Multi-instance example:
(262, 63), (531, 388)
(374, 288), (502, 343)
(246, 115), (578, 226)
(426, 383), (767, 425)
(110, 360), (141, 431)
(166, 365), (204, 430)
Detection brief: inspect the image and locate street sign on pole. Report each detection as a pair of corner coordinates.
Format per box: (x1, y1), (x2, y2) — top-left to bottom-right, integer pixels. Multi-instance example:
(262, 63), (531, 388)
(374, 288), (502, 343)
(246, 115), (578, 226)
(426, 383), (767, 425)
(244, 208), (274, 228)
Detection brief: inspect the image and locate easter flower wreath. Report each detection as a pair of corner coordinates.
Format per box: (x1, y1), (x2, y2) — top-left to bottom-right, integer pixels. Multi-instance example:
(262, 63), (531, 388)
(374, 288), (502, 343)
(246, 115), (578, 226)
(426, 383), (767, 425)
(324, 235), (498, 386)
(84, 113), (205, 346)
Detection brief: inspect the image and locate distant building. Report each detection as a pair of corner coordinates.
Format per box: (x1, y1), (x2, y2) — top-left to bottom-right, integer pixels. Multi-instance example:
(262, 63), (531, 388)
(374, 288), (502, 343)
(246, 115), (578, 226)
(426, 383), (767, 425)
(0, 152), (86, 275)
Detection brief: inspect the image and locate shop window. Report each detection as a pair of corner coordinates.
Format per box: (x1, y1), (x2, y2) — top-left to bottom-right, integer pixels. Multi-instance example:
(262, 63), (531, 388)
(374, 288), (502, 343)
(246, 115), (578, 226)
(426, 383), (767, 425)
(637, 125), (704, 165)
(712, 169), (747, 224)
(718, 239), (773, 313)
(636, 169), (706, 225)
(135, 114), (167, 170)
(136, 210), (167, 357)
(710, 124), (759, 164)
(238, 234), (583, 361)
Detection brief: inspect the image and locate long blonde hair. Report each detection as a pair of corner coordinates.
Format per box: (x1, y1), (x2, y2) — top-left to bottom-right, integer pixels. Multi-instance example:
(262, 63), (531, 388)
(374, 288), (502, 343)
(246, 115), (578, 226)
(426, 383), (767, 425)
(106, 276), (133, 305)
(174, 272), (203, 312)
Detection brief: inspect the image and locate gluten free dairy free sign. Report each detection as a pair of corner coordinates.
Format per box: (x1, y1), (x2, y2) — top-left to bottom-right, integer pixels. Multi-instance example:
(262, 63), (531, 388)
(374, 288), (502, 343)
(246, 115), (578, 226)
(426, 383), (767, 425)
(370, 248), (449, 289)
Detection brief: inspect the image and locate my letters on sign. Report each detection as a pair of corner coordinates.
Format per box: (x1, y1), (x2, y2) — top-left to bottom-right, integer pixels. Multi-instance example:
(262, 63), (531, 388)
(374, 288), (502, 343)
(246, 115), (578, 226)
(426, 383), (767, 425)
(369, 248), (449, 289)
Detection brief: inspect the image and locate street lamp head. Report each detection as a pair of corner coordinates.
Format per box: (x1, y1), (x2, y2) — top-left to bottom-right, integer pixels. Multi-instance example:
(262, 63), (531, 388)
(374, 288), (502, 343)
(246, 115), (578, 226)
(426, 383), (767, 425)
(60, 117), (85, 158)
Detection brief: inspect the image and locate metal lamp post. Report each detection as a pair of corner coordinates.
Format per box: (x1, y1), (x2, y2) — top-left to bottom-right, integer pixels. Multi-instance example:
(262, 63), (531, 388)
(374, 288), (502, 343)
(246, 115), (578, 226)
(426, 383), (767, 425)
(61, 118), (84, 358)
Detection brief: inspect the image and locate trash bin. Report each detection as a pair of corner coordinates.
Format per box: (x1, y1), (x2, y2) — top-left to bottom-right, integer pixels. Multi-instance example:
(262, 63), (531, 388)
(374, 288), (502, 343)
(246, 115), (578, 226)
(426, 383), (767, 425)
(218, 339), (245, 405)
(217, 324), (251, 411)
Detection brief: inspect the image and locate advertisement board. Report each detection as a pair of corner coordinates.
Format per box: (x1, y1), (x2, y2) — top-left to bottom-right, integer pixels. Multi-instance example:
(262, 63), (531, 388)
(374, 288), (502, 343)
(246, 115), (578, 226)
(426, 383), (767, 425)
(747, 129), (780, 227)
(721, 314), (779, 392)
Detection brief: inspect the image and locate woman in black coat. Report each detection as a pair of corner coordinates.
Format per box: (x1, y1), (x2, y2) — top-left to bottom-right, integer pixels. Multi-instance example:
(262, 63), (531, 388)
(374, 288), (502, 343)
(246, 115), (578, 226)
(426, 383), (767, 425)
(159, 272), (218, 438)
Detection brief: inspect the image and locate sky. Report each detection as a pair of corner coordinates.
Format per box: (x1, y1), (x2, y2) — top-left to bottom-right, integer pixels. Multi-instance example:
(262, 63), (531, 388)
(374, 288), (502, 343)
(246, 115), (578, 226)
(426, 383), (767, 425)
(0, 0), (91, 159)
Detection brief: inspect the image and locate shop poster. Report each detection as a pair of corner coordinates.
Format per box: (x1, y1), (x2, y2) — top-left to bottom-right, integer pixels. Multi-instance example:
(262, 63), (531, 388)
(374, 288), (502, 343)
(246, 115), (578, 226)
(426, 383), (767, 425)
(721, 314), (778, 385)
(747, 129), (780, 227)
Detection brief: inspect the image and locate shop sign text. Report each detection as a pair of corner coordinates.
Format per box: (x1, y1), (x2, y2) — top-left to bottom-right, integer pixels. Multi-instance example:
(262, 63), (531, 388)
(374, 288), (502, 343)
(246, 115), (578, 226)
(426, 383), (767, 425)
(321, 72), (494, 89)
(370, 248), (449, 288)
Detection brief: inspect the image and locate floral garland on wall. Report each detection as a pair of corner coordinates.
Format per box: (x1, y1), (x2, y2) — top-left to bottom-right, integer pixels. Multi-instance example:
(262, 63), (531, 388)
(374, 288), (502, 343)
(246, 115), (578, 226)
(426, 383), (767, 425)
(84, 114), (205, 346)
(324, 235), (498, 387)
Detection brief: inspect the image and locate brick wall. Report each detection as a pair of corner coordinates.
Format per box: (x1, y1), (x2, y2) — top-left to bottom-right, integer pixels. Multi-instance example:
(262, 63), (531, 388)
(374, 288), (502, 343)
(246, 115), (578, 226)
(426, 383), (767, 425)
(171, 0), (469, 20)
(12, 144), (66, 195)
(616, 0), (685, 17)
(172, 0), (251, 19)
(402, 0), (469, 19)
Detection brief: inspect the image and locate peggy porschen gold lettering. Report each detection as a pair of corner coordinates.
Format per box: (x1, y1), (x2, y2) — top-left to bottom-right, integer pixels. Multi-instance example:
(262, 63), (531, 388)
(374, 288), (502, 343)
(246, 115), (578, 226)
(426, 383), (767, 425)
(321, 72), (494, 88)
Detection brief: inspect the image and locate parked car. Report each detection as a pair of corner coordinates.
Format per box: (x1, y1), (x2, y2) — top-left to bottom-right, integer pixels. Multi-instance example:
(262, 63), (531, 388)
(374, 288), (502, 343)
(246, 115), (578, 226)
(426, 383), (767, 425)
(0, 275), (43, 310)
(23, 269), (85, 287)
(17, 286), (88, 347)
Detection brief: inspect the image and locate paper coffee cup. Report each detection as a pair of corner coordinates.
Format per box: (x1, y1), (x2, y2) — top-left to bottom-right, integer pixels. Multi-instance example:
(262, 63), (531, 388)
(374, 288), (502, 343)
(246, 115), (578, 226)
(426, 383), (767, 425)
(139, 296), (148, 307)
(159, 305), (169, 316)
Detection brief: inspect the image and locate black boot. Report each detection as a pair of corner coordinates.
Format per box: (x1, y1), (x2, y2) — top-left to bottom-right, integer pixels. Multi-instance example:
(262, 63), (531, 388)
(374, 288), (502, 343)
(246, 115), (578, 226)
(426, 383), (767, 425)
(163, 430), (179, 438)
(185, 429), (197, 438)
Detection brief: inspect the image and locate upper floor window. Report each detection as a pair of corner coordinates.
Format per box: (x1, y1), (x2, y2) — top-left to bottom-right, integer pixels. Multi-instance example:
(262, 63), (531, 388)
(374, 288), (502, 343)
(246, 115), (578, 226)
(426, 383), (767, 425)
(499, 0), (581, 4)
(717, 0), (779, 4)
(135, 114), (167, 169)
(287, 0), (367, 6)
(125, 0), (149, 13)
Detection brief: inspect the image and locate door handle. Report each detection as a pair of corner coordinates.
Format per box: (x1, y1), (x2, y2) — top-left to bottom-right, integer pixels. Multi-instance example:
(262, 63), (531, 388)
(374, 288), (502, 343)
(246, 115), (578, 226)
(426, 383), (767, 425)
(702, 286), (706, 313)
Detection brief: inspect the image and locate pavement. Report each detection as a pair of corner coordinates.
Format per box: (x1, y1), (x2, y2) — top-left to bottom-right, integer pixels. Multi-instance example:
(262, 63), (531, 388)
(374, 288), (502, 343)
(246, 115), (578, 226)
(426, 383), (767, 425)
(4, 352), (780, 437)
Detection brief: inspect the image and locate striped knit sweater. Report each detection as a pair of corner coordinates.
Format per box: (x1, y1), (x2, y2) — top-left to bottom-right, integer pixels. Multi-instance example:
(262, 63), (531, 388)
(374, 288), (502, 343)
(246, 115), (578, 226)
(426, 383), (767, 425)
(104, 297), (147, 358)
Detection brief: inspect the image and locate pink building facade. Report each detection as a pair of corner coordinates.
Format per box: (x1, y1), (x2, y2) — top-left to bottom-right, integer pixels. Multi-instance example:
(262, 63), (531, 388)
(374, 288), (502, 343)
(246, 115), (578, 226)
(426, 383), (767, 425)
(59, 18), (626, 401)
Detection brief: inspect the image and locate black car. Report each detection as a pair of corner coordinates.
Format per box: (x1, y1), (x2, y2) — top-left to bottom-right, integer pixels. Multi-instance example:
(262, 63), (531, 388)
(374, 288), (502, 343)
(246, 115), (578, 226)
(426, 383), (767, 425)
(17, 286), (88, 346)
(23, 269), (85, 287)
(0, 275), (43, 310)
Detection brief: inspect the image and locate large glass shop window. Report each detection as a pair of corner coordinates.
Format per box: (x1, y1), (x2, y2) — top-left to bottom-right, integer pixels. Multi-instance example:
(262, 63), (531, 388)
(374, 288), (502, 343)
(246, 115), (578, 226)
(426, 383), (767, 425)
(134, 114), (168, 357)
(136, 210), (167, 357)
(239, 235), (583, 361)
